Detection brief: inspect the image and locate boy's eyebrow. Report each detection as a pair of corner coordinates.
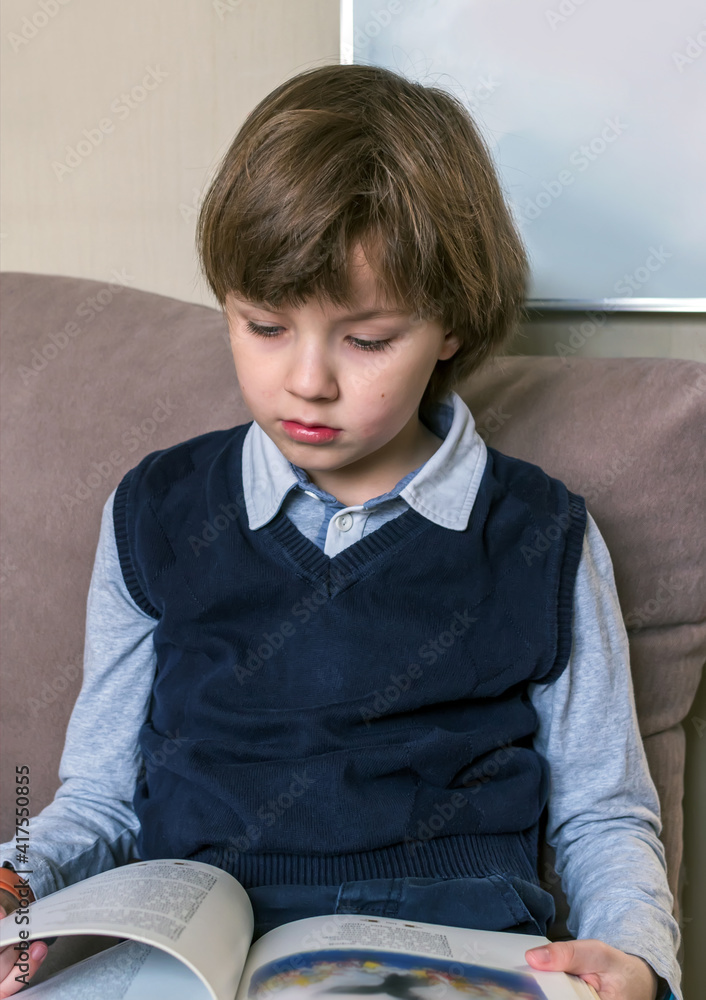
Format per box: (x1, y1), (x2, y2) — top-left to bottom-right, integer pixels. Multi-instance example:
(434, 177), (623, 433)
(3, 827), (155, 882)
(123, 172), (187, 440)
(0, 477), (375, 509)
(242, 301), (407, 322)
(338, 308), (408, 321)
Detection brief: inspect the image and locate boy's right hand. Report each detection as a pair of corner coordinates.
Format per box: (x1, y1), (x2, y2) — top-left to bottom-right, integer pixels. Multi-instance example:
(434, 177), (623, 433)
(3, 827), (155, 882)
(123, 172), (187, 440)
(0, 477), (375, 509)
(0, 890), (49, 998)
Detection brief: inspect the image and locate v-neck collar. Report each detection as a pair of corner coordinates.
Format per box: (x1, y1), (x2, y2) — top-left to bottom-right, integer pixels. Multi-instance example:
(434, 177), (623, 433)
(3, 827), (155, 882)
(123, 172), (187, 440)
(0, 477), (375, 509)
(241, 391), (487, 533)
(257, 502), (432, 597)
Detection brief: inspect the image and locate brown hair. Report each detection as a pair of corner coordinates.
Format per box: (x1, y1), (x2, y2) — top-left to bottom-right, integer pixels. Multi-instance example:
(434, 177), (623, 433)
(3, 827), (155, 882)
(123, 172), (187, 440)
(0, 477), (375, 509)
(196, 63), (529, 418)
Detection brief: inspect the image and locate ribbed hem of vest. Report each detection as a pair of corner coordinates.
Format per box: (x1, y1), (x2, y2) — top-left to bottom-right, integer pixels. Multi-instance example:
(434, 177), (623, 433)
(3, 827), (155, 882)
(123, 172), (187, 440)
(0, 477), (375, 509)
(113, 469), (161, 620)
(190, 834), (538, 889)
(546, 489), (587, 684)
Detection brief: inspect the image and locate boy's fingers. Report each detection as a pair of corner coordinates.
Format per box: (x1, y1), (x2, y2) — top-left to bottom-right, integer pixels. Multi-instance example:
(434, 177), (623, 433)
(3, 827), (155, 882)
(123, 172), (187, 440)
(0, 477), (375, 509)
(0, 940), (48, 998)
(29, 941), (48, 963)
(525, 939), (615, 974)
(0, 946), (18, 983)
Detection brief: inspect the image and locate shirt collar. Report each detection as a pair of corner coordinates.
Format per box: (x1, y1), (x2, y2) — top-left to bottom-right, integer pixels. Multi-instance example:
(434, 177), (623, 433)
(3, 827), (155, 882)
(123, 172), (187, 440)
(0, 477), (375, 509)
(241, 390), (487, 532)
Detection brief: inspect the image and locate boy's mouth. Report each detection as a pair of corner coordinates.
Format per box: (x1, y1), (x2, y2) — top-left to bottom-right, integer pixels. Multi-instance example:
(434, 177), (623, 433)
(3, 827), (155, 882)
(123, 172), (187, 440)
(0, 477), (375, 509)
(287, 418), (339, 429)
(281, 420), (341, 443)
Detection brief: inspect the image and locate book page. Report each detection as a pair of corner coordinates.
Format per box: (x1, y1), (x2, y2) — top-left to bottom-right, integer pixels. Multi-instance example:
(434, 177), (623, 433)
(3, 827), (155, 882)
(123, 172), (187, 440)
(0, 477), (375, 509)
(12, 939), (212, 1000)
(234, 914), (598, 1000)
(0, 860), (254, 1000)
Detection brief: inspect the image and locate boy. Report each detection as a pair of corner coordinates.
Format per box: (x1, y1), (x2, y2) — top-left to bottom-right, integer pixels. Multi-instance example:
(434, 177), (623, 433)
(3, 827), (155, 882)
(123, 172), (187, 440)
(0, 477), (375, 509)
(0, 64), (680, 999)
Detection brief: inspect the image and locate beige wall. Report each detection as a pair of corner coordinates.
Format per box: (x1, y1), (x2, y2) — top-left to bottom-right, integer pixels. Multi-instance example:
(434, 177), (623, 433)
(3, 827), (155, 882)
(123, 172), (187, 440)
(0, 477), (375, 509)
(1, 1), (703, 993)
(1, 0), (703, 360)
(0, 0), (340, 307)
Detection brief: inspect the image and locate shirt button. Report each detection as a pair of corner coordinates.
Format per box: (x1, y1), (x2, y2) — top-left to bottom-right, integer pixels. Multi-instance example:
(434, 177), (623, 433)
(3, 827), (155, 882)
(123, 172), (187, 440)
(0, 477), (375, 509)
(336, 513), (353, 531)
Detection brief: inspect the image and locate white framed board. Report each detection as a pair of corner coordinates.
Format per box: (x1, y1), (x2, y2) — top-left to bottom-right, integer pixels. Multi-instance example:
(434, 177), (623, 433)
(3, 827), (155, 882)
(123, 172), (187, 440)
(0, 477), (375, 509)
(341, 0), (706, 312)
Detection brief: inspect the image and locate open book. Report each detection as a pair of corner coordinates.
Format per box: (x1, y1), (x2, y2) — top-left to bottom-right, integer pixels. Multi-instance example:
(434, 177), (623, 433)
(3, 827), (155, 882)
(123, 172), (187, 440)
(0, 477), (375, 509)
(0, 859), (599, 1000)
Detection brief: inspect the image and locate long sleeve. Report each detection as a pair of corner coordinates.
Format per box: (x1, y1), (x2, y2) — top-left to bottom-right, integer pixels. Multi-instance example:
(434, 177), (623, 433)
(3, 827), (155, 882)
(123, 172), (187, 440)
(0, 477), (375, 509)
(528, 511), (682, 1000)
(0, 488), (158, 899)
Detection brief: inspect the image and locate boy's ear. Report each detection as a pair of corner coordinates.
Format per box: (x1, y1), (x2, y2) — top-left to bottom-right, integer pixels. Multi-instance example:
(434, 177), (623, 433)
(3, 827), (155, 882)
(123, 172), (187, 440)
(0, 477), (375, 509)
(439, 330), (462, 361)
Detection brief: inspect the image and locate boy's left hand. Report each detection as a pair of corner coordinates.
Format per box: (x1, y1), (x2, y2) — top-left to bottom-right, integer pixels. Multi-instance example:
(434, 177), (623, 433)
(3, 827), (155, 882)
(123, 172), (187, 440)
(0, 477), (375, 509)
(525, 940), (659, 999)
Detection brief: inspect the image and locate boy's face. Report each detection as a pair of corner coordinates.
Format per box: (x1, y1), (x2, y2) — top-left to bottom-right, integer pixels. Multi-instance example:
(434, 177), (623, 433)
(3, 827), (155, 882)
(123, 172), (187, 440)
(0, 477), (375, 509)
(224, 245), (460, 499)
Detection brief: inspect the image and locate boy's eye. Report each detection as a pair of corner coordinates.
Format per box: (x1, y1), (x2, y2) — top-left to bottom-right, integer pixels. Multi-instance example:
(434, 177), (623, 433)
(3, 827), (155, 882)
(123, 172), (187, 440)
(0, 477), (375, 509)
(245, 321), (282, 338)
(244, 320), (392, 353)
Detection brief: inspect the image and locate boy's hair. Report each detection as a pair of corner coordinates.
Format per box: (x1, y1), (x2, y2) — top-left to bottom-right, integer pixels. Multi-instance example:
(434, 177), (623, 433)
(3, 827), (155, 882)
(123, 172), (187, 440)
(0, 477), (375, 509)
(196, 63), (529, 418)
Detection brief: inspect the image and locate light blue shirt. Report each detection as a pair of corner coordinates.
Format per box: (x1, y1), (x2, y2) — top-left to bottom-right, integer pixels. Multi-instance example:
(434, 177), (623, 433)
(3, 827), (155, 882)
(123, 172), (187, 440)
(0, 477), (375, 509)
(1, 391), (681, 999)
(243, 392), (485, 553)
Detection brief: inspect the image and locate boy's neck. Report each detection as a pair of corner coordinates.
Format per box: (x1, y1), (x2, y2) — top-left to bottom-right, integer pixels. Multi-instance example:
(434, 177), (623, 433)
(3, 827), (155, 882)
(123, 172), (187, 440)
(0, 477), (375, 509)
(302, 421), (443, 508)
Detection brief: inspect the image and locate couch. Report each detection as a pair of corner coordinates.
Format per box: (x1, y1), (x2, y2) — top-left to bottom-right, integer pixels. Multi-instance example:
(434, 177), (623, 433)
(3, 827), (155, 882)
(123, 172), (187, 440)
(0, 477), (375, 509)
(1, 272), (704, 988)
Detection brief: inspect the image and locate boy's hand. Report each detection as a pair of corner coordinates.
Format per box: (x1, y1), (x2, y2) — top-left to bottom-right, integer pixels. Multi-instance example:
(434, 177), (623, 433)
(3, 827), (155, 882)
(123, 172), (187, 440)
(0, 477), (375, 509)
(0, 893), (49, 998)
(525, 940), (659, 1000)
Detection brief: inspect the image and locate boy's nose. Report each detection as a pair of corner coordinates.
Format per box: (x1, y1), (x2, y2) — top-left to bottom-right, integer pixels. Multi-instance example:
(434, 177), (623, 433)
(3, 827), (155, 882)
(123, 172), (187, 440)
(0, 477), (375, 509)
(284, 341), (338, 400)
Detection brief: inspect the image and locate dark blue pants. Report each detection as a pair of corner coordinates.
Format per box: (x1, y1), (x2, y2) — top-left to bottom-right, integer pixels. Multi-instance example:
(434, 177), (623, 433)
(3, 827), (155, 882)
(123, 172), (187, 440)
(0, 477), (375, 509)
(246, 874), (555, 941)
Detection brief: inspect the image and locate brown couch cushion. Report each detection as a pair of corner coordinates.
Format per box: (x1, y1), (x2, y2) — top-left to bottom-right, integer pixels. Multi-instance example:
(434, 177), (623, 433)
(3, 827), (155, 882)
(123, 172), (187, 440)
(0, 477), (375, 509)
(0, 272), (251, 836)
(460, 355), (706, 930)
(1, 272), (704, 938)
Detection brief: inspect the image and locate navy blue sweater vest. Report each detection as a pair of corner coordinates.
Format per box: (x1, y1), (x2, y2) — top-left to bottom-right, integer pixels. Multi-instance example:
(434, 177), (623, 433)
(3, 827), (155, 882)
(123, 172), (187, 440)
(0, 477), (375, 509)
(113, 421), (586, 898)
